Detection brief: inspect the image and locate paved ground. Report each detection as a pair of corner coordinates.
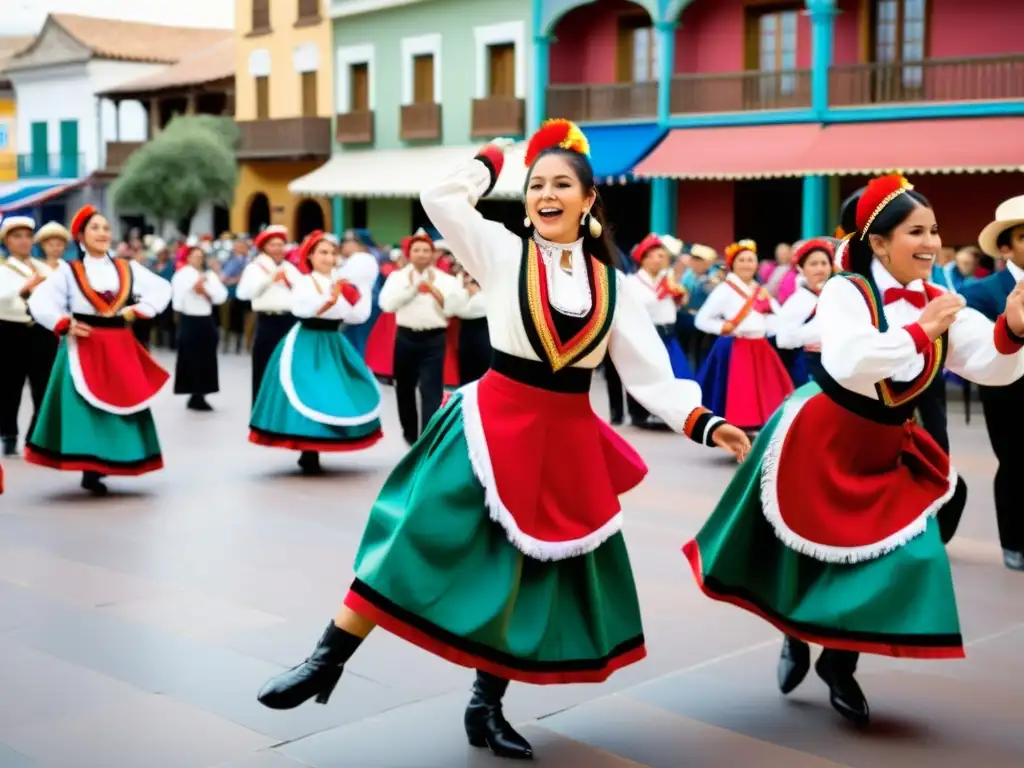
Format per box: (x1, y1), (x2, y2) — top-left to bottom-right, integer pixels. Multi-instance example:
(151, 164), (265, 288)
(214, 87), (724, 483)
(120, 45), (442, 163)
(0, 351), (1021, 768)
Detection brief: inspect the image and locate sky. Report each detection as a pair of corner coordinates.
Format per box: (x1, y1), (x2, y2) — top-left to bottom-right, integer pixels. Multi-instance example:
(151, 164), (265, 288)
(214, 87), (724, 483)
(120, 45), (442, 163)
(4, 0), (235, 35)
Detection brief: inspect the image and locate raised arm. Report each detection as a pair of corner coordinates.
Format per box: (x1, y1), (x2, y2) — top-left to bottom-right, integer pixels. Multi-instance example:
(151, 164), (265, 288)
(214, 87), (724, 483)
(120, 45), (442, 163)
(127, 261), (171, 319)
(26, 262), (71, 333)
(418, 141), (521, 286)
(944, 297), (1024, 387)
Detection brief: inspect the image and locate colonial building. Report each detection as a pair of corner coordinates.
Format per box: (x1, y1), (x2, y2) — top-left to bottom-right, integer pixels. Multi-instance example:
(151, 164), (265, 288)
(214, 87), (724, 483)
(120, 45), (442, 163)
(289, 0), (531, 245)
(2, 14), (229, 229)
(233, 0), (334, 239)
(0, 37), (32, 189)
(536, 0), (1024, 251)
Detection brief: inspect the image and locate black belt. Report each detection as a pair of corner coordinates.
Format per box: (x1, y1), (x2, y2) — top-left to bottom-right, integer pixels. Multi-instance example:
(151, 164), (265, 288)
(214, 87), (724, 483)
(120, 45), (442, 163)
(256, 310), (289, 316)
(397, 326), (447, 338)
(301, 318), (342, 331)
(490, 350), (592, 394)
(73, 313), (126, 328)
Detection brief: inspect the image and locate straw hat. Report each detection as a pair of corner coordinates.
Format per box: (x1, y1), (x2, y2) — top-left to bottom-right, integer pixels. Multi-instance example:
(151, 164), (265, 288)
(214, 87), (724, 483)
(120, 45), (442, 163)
(0, 215), (35, 242)
(34, 221), (71, 244)
(689, 243), (718, 262)
(660, 234), (684, 257)
(978, 195), (1024, 258)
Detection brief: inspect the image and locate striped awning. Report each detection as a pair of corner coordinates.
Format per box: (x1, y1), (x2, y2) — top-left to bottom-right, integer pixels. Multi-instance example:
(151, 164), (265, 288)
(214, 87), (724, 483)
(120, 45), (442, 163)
(0, 179), (86, 213)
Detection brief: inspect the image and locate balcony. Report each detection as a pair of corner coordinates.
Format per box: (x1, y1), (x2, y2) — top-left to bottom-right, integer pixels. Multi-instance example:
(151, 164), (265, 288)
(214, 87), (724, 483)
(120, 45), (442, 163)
(400, 103), (442, 141)
(105, 141), (145, 173)
(671, 70), (811, 114)
(236, 117), (332, 160)
(546, 83), (657, 124)
(470, 97), (526, 139)
(830, 55), (1024, 107)
(17, 152), (86, 179)
(335, 110), (374, 145)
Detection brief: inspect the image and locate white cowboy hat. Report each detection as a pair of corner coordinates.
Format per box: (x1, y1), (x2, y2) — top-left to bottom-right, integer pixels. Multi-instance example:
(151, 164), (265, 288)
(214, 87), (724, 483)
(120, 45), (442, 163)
(0, 215), (35, 242)
(660, 234), (684, 257)
(34, 221), (70, 244)
(688, 243), (718, 262)
(978, 195), (1024, 258)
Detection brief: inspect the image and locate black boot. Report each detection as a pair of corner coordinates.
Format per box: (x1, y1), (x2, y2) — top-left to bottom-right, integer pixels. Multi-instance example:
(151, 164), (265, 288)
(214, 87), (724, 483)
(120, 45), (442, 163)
(81, 471), (108, 496)
(816, 649), (869, 726)
(777, 635), (810, 694)
(297, 451), (322, 475)
(257, 621), (362, 709)
(187, 395), (213, 411)
(1, 436), (16, 457)
(464, 671), (533, 760)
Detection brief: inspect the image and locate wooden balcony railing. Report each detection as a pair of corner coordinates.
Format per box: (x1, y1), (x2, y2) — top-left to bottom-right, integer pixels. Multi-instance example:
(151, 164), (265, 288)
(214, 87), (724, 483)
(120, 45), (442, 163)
(830, 55), (1024, 107)
(471, 97), (526, 138)
(546, 82), (657, 124)
(105, 141), (145, 173)
(236, 117), (332, 159)
(670, 70), (811, 114)
(335, 110), (374, 145)
(400, 103), (441, 141)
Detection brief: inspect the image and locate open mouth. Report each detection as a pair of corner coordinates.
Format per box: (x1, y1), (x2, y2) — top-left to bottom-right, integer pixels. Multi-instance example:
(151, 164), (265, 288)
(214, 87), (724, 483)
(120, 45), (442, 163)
(911, 253), (935, 263)
(538, 207), (563, 222)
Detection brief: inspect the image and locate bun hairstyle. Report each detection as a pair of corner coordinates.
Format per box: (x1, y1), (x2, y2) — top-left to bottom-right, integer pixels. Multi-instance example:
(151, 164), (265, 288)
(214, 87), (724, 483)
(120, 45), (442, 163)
(523, 119), (618, 267)
(840, 174), (931, 276)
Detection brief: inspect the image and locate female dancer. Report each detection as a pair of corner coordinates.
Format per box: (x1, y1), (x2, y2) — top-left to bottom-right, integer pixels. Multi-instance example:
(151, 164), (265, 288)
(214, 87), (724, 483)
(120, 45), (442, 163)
(695, 240), (793, 433)
(684, 174), (1024, 727)
(774, 238), (836, 386)
(448, 269), (490, 383)
(171, 244), (228, 411)
(25, 205), (172, 495)
(256, 121), (750, 761)
(249, 231), (382, 475)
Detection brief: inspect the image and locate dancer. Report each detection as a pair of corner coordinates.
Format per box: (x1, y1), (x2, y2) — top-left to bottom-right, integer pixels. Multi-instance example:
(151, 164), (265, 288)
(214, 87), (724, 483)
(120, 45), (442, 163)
(0, 216), (58, 456)
(24, 205), (172, 495)
(249, 231), (382, 474)
(448, 269), (490, 383)
(236, 225), (301, 402)
(965, 194), (1024, 571)
(684, 174), (1024, 727)
(171, 244), (228, 411)
(256, 121), (750, 761)
(774, 238), (836, 386)
(694, 240), (793, 433)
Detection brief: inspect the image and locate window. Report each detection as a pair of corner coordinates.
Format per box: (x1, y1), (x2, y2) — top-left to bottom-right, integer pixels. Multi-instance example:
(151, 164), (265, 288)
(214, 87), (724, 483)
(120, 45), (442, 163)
(59, 120), (78, 177)
(487, 43), (515, 98)
(349, 63), (369, 111)
(301, 71), (318, 116)
(252, 0), (270, 31)
(874, 0), (927, 87)
(297, 0), (320, 22)
(616, 15), (660, 83)
(255, 75), (270, 119)
(412, 53), (435, 104)
(753, 9), (799, 95)
(0, 122), (8, 151)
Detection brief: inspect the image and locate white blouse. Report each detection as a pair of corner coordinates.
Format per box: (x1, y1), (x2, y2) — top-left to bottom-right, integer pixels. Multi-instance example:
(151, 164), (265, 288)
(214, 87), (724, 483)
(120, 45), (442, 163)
(171, 266), (228, 316)
(336, 250), (380, 296)
(818, 259), (1024, 398)
(27, 255), (171, 331)
(694, 273), (780, 338)
(236, 255), (302, 313)
(626, 268), (681, 326)
(419, 156), (714, 436)
(292, 272), (372, 325)
(775, 281), (821, 350)
(0, 257), (54, 323)
(447, 285), (488, 320)
(378, 264), (459, 330)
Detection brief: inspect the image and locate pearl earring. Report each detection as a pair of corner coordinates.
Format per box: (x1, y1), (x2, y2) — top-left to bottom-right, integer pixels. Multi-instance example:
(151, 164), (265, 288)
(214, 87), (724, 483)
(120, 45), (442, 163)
(523, 215), (531, 229)
(587, 212), (602, 238)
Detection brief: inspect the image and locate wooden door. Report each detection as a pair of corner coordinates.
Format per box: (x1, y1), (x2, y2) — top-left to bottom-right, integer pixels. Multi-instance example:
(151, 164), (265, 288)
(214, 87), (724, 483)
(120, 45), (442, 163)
(413, 54), (435, 104)
(301, 71), (318, 116)
(255, 75), (270, 119)
(872, 0), (927, 99)
(748, 7), (800, 105)
(350, 63), (369, 111)
(616, 15), (659, 83)
(487, 43), (515, 98)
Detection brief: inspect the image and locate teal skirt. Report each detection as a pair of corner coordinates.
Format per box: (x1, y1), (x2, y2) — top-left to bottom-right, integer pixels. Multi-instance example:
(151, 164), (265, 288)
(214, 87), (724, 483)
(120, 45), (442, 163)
(249, 322), (382, 451)
(343, 390), (646, 685)
(684, 382), (963, 659)
(25, 342), (163, 475)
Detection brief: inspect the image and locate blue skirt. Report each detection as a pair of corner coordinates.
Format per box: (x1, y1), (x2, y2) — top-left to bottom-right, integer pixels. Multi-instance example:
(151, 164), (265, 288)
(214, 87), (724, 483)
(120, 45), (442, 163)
(664, 334), (694, 380)
(249, 320), (383, 451)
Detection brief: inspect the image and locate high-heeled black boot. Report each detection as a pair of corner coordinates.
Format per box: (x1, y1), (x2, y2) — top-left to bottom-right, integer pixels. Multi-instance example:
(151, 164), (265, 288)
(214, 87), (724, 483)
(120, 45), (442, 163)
(464, 671), (533, 760)
(816, 649), (869, 726)
(777, 635), (810, 694)
(81, 471), (108, 496)
(257, 621), (362, 709)
(297, 451), (322, 475)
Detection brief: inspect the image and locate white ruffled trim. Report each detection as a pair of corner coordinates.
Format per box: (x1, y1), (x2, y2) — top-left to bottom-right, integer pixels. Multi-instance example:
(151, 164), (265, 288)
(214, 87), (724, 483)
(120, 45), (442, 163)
(759, 393), (958, 564)
(459, 380), (623, 562)
(279, 324), (381, 426)
(67, 336), (162, 415)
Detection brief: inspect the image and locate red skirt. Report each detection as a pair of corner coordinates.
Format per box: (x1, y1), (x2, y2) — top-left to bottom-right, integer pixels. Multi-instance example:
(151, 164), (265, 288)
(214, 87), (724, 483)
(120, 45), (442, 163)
(70, 328), (169, 412)
(365, 313), (397, 379)
(726, 337), (793, 429)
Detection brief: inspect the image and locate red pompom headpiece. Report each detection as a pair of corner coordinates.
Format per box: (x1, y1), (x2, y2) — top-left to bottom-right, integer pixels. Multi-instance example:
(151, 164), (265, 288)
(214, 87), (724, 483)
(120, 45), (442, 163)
(724, 239), (757, 271)
(254, 225), (289, 252)
(631, 233), (665, 264)
(855, 173), (914, 239)
(793, 238), (836, 268)
(299, 229), (329, 268)
(70, 205), (98, 240)
(401, 232), (434, 259)
(524, 119), (591, 168)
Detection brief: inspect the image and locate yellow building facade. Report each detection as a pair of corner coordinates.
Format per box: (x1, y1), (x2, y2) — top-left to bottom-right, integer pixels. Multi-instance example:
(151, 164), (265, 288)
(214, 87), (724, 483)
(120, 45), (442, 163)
(0, 96), (15, 183)
(232, 0), (334, 238)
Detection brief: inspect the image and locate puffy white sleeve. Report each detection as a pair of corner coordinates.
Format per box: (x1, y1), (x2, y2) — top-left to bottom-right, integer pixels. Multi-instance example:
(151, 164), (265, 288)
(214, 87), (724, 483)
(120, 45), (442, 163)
(774, 291), (819, 349)
(170, 268), (189, 313)
(378, 269), (417, 312)
(127, 261), (171, 318)
(944, 307), (1024, 386)
(419, 158), (521, 286)
(337, 282), (373, 325)
(0, 265), (25, 302)
(693, 283), (730, 335)
(337, 252), (380, 295)
(236, 262), (273, 300)
(817, 276), (921, 388)
(608, 273), (726, 445)
(290, 276), (327, 319)
(26, 262), (71, 332)
(204, 271), (229, 306)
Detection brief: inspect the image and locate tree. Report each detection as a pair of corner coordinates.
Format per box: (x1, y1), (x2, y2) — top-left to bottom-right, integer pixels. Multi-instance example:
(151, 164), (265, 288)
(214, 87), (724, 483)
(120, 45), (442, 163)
(111, 115), (241, 235)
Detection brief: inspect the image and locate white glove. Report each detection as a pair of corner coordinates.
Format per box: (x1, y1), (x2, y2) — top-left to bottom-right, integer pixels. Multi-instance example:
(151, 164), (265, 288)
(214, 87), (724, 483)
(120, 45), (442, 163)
(489, 137), (516, 152)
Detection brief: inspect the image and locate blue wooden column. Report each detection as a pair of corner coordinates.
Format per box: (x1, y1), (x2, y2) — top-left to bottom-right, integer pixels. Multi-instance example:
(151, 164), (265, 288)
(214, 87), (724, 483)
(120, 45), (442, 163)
(802, 0), (837, 238)
(530, 0), (550, 133)
(650, 18), (678, 235)
(332, 196), (345, 237)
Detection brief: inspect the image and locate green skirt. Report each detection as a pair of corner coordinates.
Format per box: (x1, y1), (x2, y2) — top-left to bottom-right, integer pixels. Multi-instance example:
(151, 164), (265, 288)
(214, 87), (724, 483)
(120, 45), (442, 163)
(26, 343), (163, 475)
(343, 391), (646, 685)
(684, 383), (963, 659)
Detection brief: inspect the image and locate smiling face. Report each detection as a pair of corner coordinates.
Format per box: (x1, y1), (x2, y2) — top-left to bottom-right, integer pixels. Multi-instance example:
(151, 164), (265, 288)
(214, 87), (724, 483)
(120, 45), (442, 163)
(730, 250), (758, 282)
(82, 214), (112, 255)
(799, 250), (833, 290)
(263, 237), (286, 261)
(310, 239), (336, 274)
(641, 246), (669, 275)
(186, 246), (205, 270)
(4, 227), (33, 258)
(869, 203), (940, 285)
(408, 240), (434, 270)
(40, 237), (67, 262)
(526, 153), (597, 244)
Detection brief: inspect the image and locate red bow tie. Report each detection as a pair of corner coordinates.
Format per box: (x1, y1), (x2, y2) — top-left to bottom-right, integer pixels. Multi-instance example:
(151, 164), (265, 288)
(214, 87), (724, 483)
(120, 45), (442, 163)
(883, 287), (926, 309)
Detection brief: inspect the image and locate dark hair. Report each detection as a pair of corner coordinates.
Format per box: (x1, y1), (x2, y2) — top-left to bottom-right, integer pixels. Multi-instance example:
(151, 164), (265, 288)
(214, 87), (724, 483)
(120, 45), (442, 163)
(996, 223), (1024, 251)
(838, 187), (864, 238)
(525, 147), (618, 267)
(844, 189), (932, 277)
